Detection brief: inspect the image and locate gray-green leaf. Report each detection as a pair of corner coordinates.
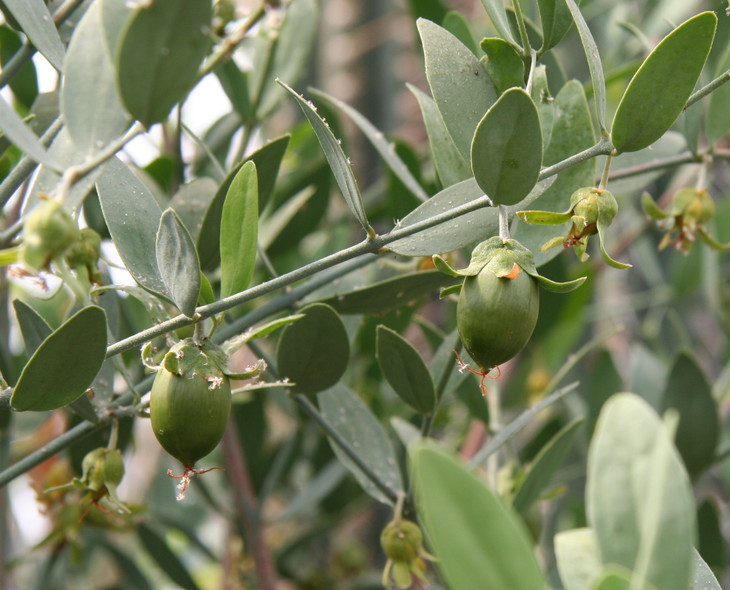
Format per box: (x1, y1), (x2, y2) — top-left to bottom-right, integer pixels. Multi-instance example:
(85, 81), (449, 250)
(156, 209), (201, 318)
(11, 306), (107, 411)
(471, 87), (542, 206)
(220, 161), (258, 300)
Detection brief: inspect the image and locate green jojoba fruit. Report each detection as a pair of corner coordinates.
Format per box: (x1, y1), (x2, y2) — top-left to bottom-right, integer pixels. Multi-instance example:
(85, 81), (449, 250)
(380, 520), (424, 563)
(81, 447), (125, 493)
(22, 199), (78, 270)
(457, 266), (539, 371)
(150, 340), (232, 468)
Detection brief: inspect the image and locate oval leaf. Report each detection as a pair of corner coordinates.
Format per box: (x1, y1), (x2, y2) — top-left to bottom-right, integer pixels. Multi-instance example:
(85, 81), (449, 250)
(276, 303), (349, 396)
(661, 351), (718, 478)
(97, 157), (169, 299)
(376, 326), (436, 414)
(611, 12), (717, 153)
(220, 161), (258, 300)
(115, 0), (212, 127)
(278, 80), (373, 235)
(471, 87), (542, 205)
(418, 18), (497, 162)
(587, 393), (695, 590)
(156, 209), (201, 318)
(554, 528), (602, 590)
(11, 306), (107, 411)
(12, 299), (52, 356)
(318, 384), (404, 505)
(197, 135), (290, 271)
(61, 0), (130, 156)
(538, 0), (576, 52)
(411, 443), (545, 590)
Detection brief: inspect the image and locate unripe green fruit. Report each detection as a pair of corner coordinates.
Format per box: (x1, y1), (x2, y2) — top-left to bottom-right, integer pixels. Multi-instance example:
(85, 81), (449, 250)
(22, 199), (78, 270)
(150, 369), (231, 468)
(380, 520), (423, 563)
(81, 447), (124, 492)
(457, 268), (539, 371)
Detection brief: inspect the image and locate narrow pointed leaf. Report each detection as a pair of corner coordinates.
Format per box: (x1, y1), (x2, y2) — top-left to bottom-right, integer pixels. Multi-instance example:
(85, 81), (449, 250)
(587, 393), (695, 590)
(62, 0), (130, 156)
(278, 80), (372, 235)
(156, 209), (201, 318)
(220, 161), (258, 299)
(276, 303), (349, 396)
(412, 443), (545, 590)
(418, 18), (498, 162)
(137, 524), (200, 590)
(116, 0), (212, 127)
(97, 157), (169, 299)
(513, 418), (583, 513)
(2, 0), (65, 70)
(612, 12), (716, 153)
(11, 306), (107, 411)
(564, 0), (606, 132)
(661, 352), (718, 478)
(376, 326), (436, 414)
(0, 94), (57, 169)
(471, 88), (542, 206)
(407, 83), (471, 187)
(319, 384), (404, 505)
(310, 89), (428, 201)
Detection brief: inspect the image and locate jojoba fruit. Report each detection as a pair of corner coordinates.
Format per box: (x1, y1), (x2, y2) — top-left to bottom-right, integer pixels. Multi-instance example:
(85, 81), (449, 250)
(457, 266), (539, 371)
(22, 199), (78, 270)
(150, 368), (231, 468)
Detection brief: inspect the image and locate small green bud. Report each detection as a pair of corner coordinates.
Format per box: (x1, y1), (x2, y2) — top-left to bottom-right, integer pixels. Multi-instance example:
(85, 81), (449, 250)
(81, 447), (125, 493)
(22, 199), (78, 270)
(380, 520), (423, 563)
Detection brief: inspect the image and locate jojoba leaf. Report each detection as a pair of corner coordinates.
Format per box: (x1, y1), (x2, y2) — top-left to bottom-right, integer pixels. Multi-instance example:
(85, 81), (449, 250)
(418, 18), (497, 162)
(376, 326), (436, 414)
(0, 93), (57, 169)
(480, 38), (524, 95)
(611, 12), (717, 154)
(512, 419), (583, 514)
(276, 303), (349, 396)
(116, 0), (212, 127)
(310, 88), (428, 202)
(2, 0), (65, 70)
(537, 0), (577, 52)
(319, 384), (404, 505)
(11, 306), (107, 411)
(278, 80), (373, 235)
(706, 44), (730, 145)
(97, 157), (169, 300)
(564, 0), (607, 132)
(62, 0), (130, 156)
(197, 135), (289, 270)
(442, 10), (478, 54)
(476, 0), (517, 45)
(220, 161), (258, 300)
(471, 88), (542, 206)
(407, 83), (471, 188)
(411, 443), (546, 590)
(12, 299), (51, 356)
(156, 209), (201, 318)
(587, 394), (695, 590)
(661, 352), (718, 478)
(554, 528), (602, 590)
